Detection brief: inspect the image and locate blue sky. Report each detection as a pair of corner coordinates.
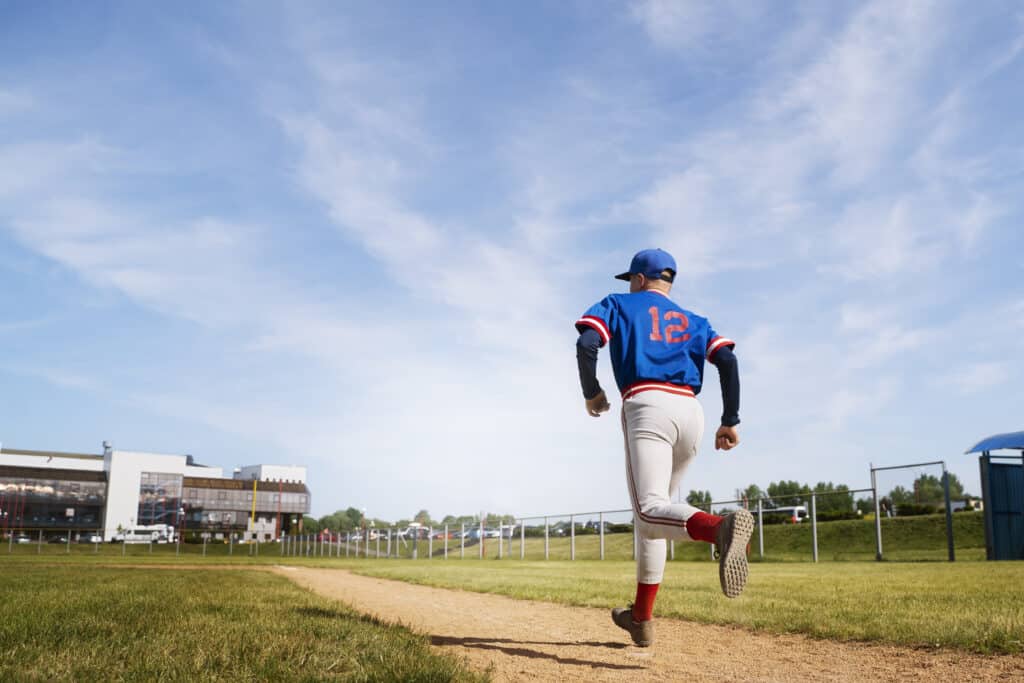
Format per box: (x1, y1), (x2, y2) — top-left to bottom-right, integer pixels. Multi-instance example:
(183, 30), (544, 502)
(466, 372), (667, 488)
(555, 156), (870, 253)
(1, 1), (1022, 520)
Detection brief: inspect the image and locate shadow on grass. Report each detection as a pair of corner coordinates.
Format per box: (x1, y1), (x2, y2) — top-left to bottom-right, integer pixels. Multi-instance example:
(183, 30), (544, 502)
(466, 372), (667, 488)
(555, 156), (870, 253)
(295, 606), (391, 627)
(430, 635), (642, 671)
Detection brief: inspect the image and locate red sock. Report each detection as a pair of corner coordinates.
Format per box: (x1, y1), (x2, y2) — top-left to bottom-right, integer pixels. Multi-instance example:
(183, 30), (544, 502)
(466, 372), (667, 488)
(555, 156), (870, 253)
(685, 511), (723, 544)
(632, 582), (660, 621)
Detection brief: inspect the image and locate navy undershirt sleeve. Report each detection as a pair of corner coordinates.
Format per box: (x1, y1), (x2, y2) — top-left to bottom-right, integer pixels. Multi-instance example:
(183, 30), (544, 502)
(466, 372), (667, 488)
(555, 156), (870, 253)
(576, 328), (603, 400)
(711, 346), (740, 426)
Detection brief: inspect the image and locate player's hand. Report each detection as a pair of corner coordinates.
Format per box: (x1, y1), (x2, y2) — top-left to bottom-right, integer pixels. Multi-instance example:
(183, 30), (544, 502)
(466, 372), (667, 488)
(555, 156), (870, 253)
(585, 391), (610, 417)
(715, 425), (740, 451)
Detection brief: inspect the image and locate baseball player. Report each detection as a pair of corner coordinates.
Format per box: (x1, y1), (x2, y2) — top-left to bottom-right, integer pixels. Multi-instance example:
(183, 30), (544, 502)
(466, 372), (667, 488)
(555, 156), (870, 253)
(575, 248), (753, 648)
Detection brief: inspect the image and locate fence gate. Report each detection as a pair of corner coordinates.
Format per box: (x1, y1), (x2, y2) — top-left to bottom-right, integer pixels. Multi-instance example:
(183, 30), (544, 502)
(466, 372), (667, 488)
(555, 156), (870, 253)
(979, 454), (1024, 560)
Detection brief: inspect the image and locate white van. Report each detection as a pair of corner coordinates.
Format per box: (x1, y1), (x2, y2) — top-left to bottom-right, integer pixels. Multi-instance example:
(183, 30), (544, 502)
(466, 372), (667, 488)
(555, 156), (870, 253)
(769, 506), (808, 523)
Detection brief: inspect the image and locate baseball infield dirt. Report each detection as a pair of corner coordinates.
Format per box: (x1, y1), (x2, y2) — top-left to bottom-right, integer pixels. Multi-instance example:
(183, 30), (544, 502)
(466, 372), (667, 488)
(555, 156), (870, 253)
(275, 566), (1024, 682)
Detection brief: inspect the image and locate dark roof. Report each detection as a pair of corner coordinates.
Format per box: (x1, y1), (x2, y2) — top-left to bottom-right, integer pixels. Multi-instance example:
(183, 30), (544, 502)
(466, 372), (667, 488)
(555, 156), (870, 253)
(0, 465), (107, 483)
(965, 431), (1024, 454)
(0, 448), (103, 461)
(183, 476), (308, 494)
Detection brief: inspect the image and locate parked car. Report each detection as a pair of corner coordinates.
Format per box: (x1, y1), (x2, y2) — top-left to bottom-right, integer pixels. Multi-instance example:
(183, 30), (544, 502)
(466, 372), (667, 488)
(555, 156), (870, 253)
(78, 533), (104, 544)
(48, 535), (70, 544)
(14, 534), (32, 544)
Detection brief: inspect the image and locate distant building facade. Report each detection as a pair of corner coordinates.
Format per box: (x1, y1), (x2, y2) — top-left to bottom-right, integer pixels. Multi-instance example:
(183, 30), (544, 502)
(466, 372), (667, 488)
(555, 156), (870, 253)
(0, 443), (310, 541)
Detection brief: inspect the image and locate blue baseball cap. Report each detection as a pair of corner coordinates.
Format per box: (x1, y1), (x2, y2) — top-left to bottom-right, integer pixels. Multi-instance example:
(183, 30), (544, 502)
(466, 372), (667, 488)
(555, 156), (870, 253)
(614, 248), (677, 281)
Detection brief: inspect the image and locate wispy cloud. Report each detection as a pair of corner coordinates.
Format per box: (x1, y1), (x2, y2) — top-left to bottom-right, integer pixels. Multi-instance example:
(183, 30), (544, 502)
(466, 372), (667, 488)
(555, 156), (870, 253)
(949, 362), (1011, 394)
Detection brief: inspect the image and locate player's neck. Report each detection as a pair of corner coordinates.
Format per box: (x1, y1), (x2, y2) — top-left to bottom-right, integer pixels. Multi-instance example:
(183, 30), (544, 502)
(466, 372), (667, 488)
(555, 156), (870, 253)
(641, 287), (671, 298)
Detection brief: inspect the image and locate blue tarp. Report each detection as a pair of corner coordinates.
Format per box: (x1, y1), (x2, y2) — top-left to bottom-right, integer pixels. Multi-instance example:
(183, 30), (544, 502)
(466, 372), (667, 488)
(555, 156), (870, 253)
(965, 431), (1024, 454)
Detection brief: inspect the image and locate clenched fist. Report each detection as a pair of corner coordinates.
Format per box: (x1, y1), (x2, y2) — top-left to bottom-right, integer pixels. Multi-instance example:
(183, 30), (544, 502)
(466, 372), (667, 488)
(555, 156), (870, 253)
(715, 425), (740, 451)
(585, 391), (611, 417)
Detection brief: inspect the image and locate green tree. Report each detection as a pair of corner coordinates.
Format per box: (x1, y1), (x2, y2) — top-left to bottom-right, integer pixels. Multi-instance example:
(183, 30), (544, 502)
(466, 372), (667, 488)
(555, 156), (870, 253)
(888, 485), (913, 505)
(413, 510), (432, 526)
(344, 507), (364, 530)
(735, 484), (765, 506)
(911, 473), (968, 503)
(813, 482), (854, 513)
(767, 480), (811, 507)
(318, 511), (345, 532)
(302, 516), (320, 533)
(686, 490), (712, 509)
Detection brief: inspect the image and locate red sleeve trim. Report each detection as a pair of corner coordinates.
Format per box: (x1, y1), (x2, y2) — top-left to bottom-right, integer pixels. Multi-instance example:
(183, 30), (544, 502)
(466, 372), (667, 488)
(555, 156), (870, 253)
(575, 316), (610, 345)
(706, 336), (735, 360)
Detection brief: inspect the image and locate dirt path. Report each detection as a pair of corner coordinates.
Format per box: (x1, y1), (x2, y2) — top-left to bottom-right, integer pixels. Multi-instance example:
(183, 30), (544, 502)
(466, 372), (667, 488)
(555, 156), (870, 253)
(274, 566), (1024, 682)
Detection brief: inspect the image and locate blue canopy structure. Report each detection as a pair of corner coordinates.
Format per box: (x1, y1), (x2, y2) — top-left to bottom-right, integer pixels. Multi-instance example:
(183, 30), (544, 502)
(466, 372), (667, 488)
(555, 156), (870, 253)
(967, 431), (1024, 560)
(965, 431), (1024, 454)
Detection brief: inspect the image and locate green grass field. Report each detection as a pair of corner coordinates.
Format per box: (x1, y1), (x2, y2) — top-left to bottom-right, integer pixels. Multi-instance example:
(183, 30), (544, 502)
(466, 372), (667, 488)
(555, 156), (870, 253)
(0, 565), (487, 682)
(1, 512), (1016, 667)
(345, 560), (1024, 654)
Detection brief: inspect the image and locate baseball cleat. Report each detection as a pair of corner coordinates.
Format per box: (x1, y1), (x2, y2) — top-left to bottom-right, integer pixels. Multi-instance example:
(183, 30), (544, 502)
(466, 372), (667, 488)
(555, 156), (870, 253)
(716, 509), (754, 598)
(611, 605), (654, 647)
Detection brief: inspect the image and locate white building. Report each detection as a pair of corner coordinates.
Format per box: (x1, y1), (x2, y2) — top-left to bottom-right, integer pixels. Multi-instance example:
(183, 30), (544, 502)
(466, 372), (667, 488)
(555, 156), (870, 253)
(234, 464), (306, 483)
(0, 443), (310, 541)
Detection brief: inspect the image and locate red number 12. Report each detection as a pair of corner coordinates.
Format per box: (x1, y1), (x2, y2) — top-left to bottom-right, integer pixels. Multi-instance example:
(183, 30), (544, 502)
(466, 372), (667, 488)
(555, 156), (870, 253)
(648, 306), (690, 343)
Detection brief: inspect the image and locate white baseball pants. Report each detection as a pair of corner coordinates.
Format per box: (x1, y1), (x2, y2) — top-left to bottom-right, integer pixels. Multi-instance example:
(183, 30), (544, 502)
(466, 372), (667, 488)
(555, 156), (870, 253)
(621, 388), (706, 584)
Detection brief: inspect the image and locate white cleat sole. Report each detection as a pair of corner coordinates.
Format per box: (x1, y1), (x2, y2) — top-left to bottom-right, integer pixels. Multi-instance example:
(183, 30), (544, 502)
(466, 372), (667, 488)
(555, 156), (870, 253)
(718, 509), (754, 599)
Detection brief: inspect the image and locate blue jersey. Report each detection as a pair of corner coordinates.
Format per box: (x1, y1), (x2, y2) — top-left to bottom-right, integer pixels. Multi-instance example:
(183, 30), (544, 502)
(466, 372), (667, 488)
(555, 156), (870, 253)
(575, 290), (734, 399)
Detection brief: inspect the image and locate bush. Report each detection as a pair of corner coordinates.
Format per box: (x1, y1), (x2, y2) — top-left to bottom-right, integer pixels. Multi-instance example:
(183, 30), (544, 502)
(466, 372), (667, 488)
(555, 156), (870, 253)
(896, 503), (940, 517)
(815, 511), (861, 522)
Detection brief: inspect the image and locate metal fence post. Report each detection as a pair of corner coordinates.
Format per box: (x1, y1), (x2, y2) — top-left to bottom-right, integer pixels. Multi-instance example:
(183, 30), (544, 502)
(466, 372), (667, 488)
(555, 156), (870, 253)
(599, 511), (605, 560)
(498, 524), (503, 560)
(810, 493), (819, 563)
(479, 520), (484, 560)
(203, 536), (207, 557)
(569, 518), (577, 561)
(943, 467), (956, 562)
(670, 539), (675, 560)
(66, 532), (70, 555)
(871, 466), (883, 561)
(757, 498), (764, 559)
(428, 527), (433, 560)
(38, 529), (42, 554)
(570, 515), (575, 561)
(444, 524), (449, 559)
(461, 523), (465, 558)
(346, 532), (350, 557)
(544, 517), (549, 561)
(520, 520), (525, 560)
(376, 532), (381, 558)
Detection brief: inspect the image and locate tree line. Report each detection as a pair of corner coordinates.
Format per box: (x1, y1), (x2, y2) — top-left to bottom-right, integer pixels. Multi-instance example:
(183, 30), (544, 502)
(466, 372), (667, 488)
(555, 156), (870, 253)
(687, 473), (971, 515)
(300, 508), (516, 534)
(301, 473), (975, 532)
